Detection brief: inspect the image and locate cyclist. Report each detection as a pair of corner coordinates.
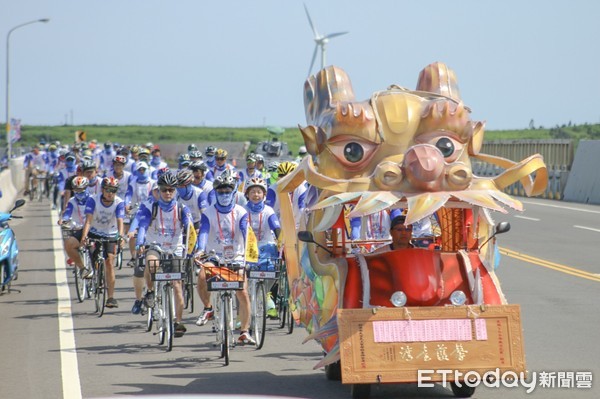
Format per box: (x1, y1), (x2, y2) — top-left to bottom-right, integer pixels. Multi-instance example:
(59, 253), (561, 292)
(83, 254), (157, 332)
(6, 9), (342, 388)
(176, 169), (208, 233)
(189, 150), (203, 164)
(56, 152), (78, 212)
(23, 144), (48, 196)
(266, 161), (307, 227)
(60, 176), (93, 278)
(149, 146), (168, 172)
(178, 153), (191, 170)
(211, 148), (235, 181)
(133, 172), (193, 337)
(194, 172), (255, 345)
(204, 146), (217, 168)
(98, 142), (116, 175)
(238, 154), (262, 193)
(80, 177), (126, 309)
(187, 143), (198, 155)
(104, 155), (133, 201)
(126, 161), (155, 267)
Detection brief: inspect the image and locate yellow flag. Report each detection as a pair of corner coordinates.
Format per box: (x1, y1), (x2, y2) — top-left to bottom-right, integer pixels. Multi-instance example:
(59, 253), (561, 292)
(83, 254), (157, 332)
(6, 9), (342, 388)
(186, 223), (197, 255)
(246, 226), (259, 263)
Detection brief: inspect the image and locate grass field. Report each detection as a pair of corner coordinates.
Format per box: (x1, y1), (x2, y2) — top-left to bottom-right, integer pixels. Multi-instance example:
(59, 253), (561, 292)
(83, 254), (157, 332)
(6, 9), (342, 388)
(9, 122), (600, 154)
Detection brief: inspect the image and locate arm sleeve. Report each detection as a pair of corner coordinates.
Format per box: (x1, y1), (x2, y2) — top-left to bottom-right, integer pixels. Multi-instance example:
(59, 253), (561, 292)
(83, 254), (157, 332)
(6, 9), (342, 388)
(62, 202), (74, 221)
(134, 205), (152, 246)
(197, 213), (210, 252)
(265, 188), (276, 207)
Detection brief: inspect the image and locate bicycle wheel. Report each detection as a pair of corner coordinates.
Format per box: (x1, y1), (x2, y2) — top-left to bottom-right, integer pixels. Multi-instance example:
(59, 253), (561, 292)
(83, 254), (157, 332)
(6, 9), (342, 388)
(287, 298), (294, 334)
(29, 183), (34, 201)
(253, 281), (266, 350)
(116, 250), (123, 270)
(37, 180), (43, 202)
(156, 285), (165, 345)
(146, 303), (154, 332)
(164, 284), (174, 352)
(95, 261), (107, 317)
(221, 295), (230, 365)
(183, 264), (194, 312)
(75, 267), (85, 303)
(276, 263), (288, 328)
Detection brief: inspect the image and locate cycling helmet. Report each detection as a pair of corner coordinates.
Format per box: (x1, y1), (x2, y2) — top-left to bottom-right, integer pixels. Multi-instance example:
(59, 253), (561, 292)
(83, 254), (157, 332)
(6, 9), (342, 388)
(104, 142), (112, 149)
(65, 152), (76, 162)
(81, 159), (97, 171)
(189, 161), (208, 172)
(157, 171), (178, 188)
(189, 150), (203, 159)
(277, 161), (297, 176)
(72, 176), (89, 190)
(246, 154), (257, 163)
(138, 148), (150, 159)
(102, 176), (119, 189)
(267, 161), (279, 173)
(254, 154), (264, 163)
(156, 167), (171, 179)
(298, 145), (308, 156)
(135, 161), (149, 170)
(205, 146), (217, 156)
(178, 153), (191, 166)
(118, 146), (130, 155)
(187, 144), (198, 152)
(214, 171), (236, 190)
(215, 149), (228, 159)
(48, 144), (57, 151)
(245, 177), (267, 195)
(176, 169), (194, 186)
(113, 155), (127, 164)
(130, 145), (140, 154)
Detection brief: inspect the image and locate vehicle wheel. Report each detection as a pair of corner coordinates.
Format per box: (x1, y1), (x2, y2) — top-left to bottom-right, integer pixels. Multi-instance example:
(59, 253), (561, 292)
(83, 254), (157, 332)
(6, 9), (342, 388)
(75, 268), (85, 303)
(221, 298), (230, 366)
(95, 263), (106, 317)
(351, 383), (371, 399)
(254, 282), (266, 350)
(157, 289), (165, 345)
(287, 300), (294, 334)
(29, 187), (34, 201)
(165, 285), (174, 352)
(450, 382), (476, 398)
(146, 304), (153, 332)
(116, 251), (123, 270)
(325, 360), (342, 381)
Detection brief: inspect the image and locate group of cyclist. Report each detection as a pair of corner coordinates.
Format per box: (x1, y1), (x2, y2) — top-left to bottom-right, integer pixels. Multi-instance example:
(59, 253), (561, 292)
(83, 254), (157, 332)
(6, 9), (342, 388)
(44, 140), (302, 345)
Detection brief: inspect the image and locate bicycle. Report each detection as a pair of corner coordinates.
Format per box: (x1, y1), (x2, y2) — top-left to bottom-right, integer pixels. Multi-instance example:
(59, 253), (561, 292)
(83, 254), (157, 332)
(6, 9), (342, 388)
(61, 221), (92, 303)
(86, 236), (119, 317)
(276, 258), (294, 334)
(144, 246), (187, 352)
(197, 253), (246, 366)
(247, 257), (281, 350)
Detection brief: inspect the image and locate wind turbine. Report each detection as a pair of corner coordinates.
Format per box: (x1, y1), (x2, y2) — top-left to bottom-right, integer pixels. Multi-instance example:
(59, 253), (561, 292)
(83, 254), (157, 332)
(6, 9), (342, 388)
(304, 3), (349, 76)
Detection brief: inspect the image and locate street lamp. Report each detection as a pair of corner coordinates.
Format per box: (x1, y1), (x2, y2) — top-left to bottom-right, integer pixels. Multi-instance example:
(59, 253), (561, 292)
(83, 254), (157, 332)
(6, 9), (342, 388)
(5, 18), (50, 159)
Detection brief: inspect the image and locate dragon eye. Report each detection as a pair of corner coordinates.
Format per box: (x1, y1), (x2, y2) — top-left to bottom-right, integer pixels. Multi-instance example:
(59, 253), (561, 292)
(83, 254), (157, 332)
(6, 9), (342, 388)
(435, 137), (455, 157)
(344, 143), (364, 163)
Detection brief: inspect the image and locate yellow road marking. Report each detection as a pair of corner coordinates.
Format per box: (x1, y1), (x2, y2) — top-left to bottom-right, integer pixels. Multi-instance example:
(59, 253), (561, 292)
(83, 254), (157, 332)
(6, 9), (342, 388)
(500, 247), (600, 283)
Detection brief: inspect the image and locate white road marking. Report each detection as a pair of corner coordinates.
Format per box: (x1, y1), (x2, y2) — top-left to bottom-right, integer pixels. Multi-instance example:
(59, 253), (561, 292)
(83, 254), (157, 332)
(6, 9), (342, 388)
(574, 225), (600, 233)
(522, 200), (600, 214)
(51, 211), (83, 399)
(515, 215), (540, 221)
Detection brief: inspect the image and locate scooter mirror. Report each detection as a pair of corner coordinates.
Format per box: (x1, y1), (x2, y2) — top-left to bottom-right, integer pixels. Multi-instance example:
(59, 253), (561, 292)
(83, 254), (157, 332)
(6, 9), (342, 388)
(495, 221), (511, 235)
(11, 199), (26, 212)
(297, 231), (315, 243)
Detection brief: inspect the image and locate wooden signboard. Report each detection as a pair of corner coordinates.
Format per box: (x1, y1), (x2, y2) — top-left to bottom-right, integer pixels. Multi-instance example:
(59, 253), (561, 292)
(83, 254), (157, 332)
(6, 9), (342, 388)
(338, 305), (525, 384)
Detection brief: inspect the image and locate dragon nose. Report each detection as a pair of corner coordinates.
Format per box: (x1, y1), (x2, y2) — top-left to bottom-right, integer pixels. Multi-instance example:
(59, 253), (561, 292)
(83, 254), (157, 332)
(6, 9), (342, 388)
(404, 145), (444, 183)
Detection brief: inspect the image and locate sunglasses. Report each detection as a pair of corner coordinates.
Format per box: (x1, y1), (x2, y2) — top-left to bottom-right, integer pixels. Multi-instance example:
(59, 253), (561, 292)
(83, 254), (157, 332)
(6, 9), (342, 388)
(104, 188), (118, 194)
(160, 188), (176, 193)
(216, 157), (226, 161)
(392, 227), (413, 232)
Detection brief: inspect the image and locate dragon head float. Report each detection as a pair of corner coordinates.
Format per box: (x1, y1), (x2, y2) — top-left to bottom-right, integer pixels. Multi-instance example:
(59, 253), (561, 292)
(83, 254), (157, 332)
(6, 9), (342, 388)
(277, 62), (547, 368)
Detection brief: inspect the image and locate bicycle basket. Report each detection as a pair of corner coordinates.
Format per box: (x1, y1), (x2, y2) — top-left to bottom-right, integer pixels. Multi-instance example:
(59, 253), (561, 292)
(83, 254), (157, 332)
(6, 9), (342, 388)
(247, 257), (281, 280)
(147, 258), (187, 281)
(205, 263), (246, 291)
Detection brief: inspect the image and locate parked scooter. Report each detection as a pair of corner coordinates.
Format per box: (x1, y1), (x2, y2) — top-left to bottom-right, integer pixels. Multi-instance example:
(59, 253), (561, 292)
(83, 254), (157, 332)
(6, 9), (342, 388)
(0, 199), (26, 293)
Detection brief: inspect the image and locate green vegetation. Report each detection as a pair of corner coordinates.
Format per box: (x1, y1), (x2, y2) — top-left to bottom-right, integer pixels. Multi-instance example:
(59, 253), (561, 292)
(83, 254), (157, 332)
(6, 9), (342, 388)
(11, 122), (600, 150)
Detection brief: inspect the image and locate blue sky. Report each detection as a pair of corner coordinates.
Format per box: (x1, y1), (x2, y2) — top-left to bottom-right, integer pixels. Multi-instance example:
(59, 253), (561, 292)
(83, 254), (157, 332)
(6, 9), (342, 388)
(2, 0), (599, 131)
